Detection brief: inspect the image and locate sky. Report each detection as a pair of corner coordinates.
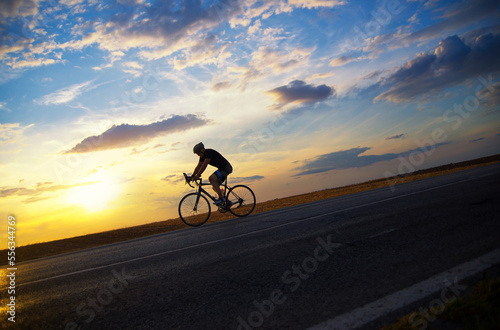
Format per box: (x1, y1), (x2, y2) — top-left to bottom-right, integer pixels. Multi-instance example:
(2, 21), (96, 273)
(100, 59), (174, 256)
(1, 0), (499, 246)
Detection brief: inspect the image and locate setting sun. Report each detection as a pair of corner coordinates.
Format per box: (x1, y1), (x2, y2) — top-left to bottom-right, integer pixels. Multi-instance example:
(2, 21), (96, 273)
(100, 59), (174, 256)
(66, 181), (119, 213)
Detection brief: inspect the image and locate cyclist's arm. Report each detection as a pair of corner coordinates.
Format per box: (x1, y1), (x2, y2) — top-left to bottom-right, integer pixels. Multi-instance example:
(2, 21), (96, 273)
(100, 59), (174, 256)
(192, 161), (202, 178)
(193, 158), (211, 179)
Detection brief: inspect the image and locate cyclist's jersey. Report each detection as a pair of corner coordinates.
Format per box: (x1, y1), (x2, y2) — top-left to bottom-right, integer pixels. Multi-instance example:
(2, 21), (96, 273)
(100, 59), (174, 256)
(200, 149), (232, 171)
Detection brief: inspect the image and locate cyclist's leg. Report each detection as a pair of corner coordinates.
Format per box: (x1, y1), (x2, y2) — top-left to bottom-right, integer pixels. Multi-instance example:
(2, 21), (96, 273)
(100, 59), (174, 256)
(209, 170), (227, 199)
(221, 165), (231, 196)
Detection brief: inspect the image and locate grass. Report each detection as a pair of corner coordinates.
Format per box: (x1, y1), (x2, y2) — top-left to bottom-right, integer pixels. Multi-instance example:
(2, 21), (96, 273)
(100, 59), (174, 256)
(441, 277), (500, 329)
(1, 153), (499, 265)
(382, 277), (500, 330)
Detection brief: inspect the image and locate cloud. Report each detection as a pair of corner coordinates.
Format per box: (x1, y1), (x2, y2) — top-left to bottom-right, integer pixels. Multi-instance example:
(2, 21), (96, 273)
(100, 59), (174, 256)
(82, 0), (244, 61)
(362, 31), (404, 56)
(8, 58), (61, 69)
(211, 81), (233, 92)
(229, 0), (345, 28)
(478, 82), (500, 110)
(293, 144), (449, 176)
(352, 1), (499, 63)
(0, 122), (34, 149)
(2, 0), (243, 68)
(374, 29), (500, 103)
(267, 80), (335, 107)
(0, 102), (10, 112)
(1, 0), (341, 71)
(23, 196), (52, 204)
(0, 0), (39, 18)
(229, 175), (264, 184)
(129, 143), (167, 156)
(0, 181), (95, 202)
(65, 114), (209, 153)
(329, 54), (360, 67)
(85, 161), (124, 177)
(288, 0), (347, 9)
(401, 0), (499, 45)
(116, 0), (145, 5)
(36, 80), (96, 105)
(470, 137), (485, 143)
(251, 46), (312, 74)
(248, 19), (261, 34)
(0, 38), (33, 61)
(121, 61), (144, 77)
(294, 147), (394, 176)
(230, 46), (314, 89)
(386, 133), (408, 140)
(172, 34), (232, 70)
(161, 174), (180, 183)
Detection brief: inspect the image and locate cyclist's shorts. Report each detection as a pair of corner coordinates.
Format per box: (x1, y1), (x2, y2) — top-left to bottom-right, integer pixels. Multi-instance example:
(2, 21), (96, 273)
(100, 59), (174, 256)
(214, 164), (233, 184)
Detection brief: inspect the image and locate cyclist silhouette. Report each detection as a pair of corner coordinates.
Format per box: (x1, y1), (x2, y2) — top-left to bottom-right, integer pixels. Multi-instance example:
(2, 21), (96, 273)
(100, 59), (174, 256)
(191, 142), (233, 206)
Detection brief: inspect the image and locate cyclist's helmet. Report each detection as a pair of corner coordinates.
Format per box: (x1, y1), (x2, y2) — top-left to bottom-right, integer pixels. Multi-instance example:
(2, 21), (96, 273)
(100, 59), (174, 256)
(193, 142), (204, 154)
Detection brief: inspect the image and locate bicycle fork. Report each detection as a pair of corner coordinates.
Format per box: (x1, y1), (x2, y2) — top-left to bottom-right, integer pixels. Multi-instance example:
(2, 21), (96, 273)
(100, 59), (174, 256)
(193, 191), (202, 212)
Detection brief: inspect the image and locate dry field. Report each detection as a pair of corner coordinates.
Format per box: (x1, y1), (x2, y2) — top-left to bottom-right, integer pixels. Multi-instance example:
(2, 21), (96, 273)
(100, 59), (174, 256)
(2, 154), (499, 265)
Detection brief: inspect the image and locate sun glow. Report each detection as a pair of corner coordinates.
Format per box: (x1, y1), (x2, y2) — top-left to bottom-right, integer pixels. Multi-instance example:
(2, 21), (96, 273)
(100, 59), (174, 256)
(66, 181), (119, 212)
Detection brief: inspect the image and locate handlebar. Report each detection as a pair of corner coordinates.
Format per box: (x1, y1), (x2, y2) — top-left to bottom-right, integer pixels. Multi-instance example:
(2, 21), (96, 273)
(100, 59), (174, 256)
(183, 173), (201, 188)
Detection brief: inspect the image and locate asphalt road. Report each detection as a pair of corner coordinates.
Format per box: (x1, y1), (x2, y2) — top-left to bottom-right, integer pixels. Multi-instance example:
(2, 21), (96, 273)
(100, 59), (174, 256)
(9, 163), (500, 329)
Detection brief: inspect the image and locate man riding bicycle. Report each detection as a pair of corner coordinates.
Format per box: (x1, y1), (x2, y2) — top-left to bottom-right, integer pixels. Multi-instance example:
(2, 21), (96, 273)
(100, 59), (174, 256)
(191, 142), (233, 206)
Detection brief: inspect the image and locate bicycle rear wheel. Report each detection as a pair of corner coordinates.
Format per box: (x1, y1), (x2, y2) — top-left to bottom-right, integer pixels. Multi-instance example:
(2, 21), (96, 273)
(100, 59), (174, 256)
(227, 185), (256, 217)
(178, 193), (211, 226)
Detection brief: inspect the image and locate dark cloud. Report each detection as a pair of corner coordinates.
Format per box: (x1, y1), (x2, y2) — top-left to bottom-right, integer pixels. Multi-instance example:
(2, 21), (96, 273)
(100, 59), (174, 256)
(138, 0), (242, 48)
(294, 147), (394, 176)
(470, 137), (486, 142)
(375, 29), (500, 103)
(267, 80), (335, 106)
(0, 0), (38, 18)
(386, 133), (408, 140)
(402, 0), (499, 45)
(293, 144), (449, 176)
(65, 114), (209, 154)
(229, 175), (264, 184)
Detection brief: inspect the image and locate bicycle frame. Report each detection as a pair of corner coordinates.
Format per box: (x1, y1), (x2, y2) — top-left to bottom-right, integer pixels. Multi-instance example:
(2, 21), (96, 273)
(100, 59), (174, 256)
(183, 173), (230, 207)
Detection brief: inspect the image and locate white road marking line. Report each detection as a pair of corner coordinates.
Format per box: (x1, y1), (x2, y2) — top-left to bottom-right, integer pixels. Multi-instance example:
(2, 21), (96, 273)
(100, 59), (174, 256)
(15, 174), (485, 286)
(307, 248), (500, 330)
(369, 228), (395, 239)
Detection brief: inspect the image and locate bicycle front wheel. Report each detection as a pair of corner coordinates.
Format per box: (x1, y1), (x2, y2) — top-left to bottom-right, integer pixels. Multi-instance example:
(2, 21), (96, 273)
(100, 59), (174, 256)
(227, 185), (256, 217)
(178, 193), (211, 226)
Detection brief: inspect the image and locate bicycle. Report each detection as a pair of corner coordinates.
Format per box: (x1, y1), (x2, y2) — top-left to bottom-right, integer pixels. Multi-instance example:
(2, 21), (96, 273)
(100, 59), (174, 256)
(178, 173), (256, 226)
